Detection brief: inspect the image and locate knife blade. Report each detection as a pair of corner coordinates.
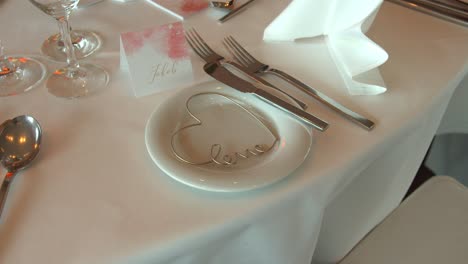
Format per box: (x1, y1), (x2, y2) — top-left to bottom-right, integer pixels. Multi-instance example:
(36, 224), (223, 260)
(203, 61), (329, 131)
(224, 61), (308, 110)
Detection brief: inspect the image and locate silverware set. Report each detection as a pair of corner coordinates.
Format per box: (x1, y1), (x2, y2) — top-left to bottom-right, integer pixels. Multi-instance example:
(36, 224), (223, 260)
(186, 30), (307, 110)
(223, 36), (375, 130)
(185, 29), (329, 131)
(185, 28), (375, 131)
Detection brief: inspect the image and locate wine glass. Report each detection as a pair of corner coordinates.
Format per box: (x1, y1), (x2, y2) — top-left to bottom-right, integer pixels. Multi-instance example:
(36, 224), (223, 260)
(41, 0), (104, 61)
(29, 0), (109, 98)
(41, 29), (101, 62)
(0, 41), (46, 97)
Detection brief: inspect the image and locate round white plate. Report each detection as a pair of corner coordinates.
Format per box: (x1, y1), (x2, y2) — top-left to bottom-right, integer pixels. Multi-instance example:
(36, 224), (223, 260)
(145, 81), (313, 192)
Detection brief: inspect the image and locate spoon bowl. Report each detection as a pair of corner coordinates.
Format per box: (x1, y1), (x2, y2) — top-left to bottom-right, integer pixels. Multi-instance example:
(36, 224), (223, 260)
(0, 119), (11, 160)
(0, 115), (42, 219)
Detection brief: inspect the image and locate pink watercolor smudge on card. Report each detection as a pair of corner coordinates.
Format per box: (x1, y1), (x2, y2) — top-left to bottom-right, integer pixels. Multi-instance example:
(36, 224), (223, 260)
(142, 27), (159, 39)
(122, 26), (163, 56)
(165, 23), (189, 60)
(144, 22), (189, 60)
(122, 22), (189, 60)
(121, 31), (145, 56)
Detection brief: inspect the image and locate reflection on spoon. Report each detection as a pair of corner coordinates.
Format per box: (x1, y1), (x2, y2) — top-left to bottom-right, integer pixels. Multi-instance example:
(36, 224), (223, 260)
(0, 115), (42, 220)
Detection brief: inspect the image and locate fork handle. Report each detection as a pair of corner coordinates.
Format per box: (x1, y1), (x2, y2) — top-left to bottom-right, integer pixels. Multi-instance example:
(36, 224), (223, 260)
(254, 89), (329, 131)
(266, 68), (375, 131)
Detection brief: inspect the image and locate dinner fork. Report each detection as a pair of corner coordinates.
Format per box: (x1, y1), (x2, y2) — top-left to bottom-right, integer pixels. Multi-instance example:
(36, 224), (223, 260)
(223, 36), (376, 131)
(184, 29), (308, 110)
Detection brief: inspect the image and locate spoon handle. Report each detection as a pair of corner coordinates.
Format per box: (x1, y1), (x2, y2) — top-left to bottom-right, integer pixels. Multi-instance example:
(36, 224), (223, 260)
(0, 172), (14, 219)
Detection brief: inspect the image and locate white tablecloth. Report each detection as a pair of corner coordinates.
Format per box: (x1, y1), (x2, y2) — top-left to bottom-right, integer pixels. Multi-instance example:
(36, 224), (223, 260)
(0, 1), (467, 263)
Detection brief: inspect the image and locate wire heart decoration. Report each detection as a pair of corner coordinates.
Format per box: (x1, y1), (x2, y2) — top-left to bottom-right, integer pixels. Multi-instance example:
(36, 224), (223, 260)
(170, 92), (279, 166)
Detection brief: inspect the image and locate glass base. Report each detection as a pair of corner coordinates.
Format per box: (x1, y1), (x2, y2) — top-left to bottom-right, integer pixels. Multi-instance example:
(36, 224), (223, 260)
(0, 57), (46, 97)
(47, 63), (109, 98)
(41, 30), (102, 62)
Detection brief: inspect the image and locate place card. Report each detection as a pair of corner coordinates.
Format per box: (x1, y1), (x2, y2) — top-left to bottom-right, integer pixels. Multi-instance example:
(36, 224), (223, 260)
(146, 0), (209, 20)
(120, 22), (194, 97)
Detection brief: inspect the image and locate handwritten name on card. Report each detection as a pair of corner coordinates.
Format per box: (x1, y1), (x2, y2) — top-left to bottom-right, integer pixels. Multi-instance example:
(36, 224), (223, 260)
(120, 22), (194, 97)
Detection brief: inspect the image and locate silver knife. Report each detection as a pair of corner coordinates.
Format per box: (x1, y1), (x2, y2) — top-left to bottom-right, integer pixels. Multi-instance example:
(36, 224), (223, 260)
(266, 69), (375, 130)
(204, 61), (329, 131)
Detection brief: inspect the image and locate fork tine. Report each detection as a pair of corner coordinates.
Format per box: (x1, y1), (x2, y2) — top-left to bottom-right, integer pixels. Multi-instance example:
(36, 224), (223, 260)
(223, 38), (250, 67)
(226, 36), (257, 64)
(190, 28), (216, 56)
(222, 41), (242, 65)
(186, 29), (209, 56)
(224, 37), (252, 65)
(186, 29), (212, 59)
(185, 31), (207, 59)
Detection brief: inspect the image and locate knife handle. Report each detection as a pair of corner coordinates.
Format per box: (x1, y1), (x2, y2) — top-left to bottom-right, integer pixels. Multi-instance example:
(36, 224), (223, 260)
(254, 89), (329, 131)
(267, 68), (375, 130)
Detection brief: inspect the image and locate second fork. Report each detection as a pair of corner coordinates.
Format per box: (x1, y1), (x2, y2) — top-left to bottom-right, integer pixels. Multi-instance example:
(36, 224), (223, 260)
(223, 35), (376, 131)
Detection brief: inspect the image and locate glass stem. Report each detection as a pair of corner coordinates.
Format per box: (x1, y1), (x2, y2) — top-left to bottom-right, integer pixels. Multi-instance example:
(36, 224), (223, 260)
(0, 40), (14, 76)
(0, 40), (5, 60)
(56, 17), (79, 69)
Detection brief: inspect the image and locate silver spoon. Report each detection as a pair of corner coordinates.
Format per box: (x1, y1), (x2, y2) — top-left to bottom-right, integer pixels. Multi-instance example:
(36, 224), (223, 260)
(0, 119), (10, 136)
(0, 115), (42, 219)
(0, 119), (12, 161)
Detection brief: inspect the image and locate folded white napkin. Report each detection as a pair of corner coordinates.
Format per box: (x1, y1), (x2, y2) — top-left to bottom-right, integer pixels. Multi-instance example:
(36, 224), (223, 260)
(264, 0), (388, 95)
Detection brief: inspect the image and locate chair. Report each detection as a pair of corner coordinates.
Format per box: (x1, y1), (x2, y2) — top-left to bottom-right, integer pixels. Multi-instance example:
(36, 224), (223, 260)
(339, 176), (468, 264)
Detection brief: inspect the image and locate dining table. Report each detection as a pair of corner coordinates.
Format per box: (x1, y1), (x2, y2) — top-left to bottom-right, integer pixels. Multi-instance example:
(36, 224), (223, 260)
(0, 0), (467, 263)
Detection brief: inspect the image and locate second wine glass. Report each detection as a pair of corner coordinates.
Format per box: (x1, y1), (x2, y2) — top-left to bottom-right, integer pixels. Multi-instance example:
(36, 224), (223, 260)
(41, 0), (104, 61)
(41, 29), (102, 62)
(30, 0), (108, 98)
(0, 41), (46, 97)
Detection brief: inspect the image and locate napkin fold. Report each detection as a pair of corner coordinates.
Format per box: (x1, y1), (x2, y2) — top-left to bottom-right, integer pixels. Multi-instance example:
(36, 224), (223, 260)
(264, 0), (388, 95)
